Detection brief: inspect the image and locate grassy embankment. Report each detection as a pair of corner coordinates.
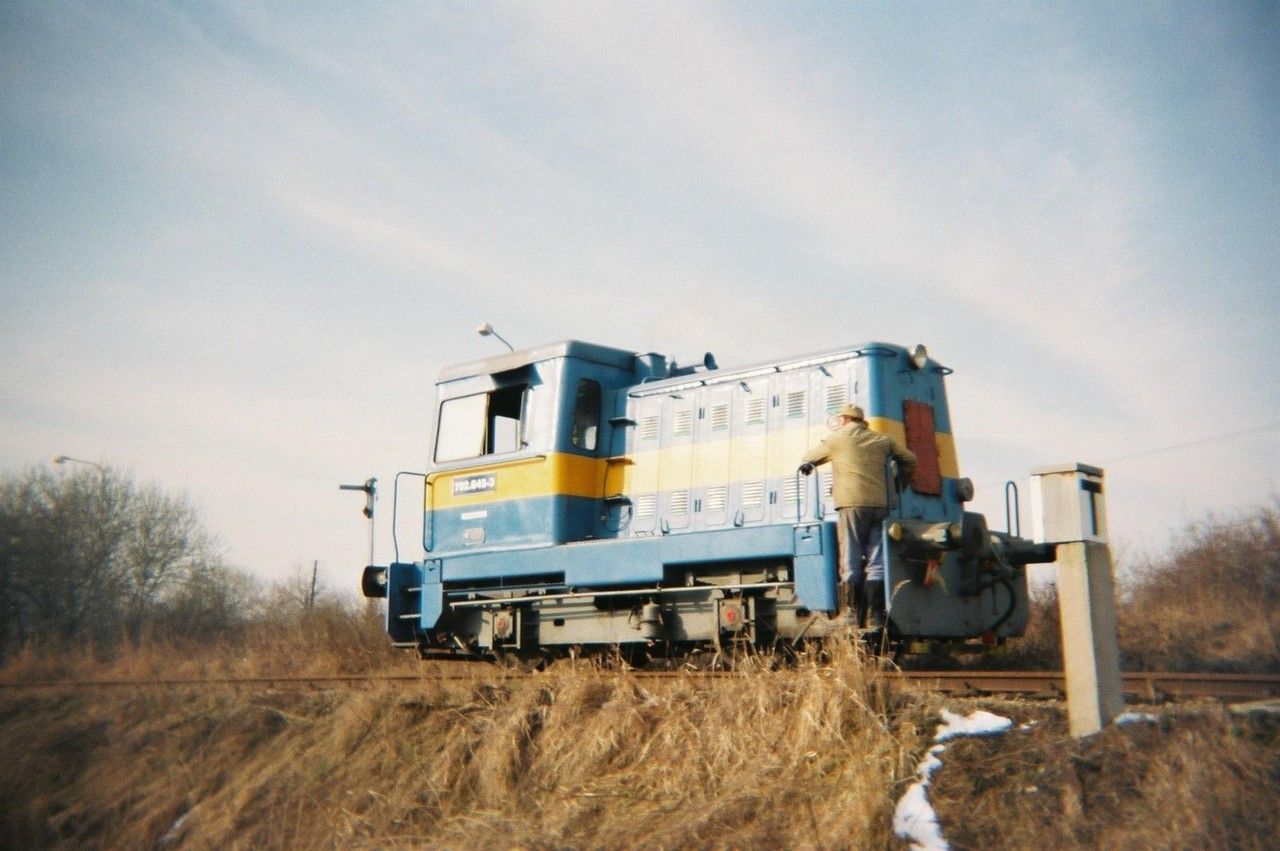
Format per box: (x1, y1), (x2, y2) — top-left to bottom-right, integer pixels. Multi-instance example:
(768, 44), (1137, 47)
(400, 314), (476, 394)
(1, 505), (1278, 848)
(4, 644), (1277, 849)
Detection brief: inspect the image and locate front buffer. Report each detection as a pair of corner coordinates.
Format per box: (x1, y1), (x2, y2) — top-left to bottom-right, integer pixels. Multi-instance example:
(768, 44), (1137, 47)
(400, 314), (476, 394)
(881, 512), (1056, 641)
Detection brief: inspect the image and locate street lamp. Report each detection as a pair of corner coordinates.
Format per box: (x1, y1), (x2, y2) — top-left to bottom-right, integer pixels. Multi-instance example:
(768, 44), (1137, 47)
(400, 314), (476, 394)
(476, 322), (514, 352)
(53, 455), (106, 474)
(54, 455), (109, 516)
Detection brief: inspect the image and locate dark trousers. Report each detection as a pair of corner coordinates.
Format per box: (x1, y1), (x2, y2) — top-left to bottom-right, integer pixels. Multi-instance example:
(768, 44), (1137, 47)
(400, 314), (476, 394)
(835, 505), (888, 626)
(835, 506), (888, 584)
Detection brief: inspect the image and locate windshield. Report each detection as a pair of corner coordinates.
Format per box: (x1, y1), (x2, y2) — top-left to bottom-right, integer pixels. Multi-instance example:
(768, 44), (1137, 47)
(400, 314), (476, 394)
(434, 385), (530, 462)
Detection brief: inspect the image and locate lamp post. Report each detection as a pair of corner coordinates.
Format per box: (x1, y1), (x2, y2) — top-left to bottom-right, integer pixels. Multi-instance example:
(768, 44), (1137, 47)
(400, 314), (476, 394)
(476, 322), (514, 352)
(53, 455), (109, 504)
(54, 456), (110, 594)
(53, 455), (106, 475)
(339, 478), (377, 566)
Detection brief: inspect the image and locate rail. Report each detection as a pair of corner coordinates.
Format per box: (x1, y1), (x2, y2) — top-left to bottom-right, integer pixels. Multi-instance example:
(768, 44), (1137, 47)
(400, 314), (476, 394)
(4, 670), (1277, 700)
(890, 670), (1280, 700)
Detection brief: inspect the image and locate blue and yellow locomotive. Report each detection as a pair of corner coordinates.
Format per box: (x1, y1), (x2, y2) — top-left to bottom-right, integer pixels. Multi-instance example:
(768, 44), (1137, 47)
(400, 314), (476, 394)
(361, 340), (1055, 663)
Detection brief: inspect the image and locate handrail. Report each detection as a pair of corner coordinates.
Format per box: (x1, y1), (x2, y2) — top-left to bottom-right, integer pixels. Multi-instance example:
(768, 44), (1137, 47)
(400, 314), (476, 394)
(795, 468), (805, 523)
(884, 456), (903, 518)
(447, 580), (793, 609)
(1004, 481), (1021, 537)
(788, 468), (798, 522)
(393, 471), (427, 562)
(425, 477), (435, 552)
(628, 345), (901, 398)
(793, 464), (825, 523)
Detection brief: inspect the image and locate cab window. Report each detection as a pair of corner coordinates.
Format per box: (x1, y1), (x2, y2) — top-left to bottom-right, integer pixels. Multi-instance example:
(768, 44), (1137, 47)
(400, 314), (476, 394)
(488, 385), (527, 454)
(571, 379), (601, 451)
(435, 385), (530, 462)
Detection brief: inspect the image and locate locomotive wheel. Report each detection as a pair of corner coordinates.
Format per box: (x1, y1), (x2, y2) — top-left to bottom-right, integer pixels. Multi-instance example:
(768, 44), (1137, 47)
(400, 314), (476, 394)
(493, 647), (550, 672)
(592, 644), (651, 670)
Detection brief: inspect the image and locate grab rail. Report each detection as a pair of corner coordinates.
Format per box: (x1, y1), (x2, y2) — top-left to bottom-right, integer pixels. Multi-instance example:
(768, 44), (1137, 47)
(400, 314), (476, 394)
(885, 456), (904, 518)
(794, 467), (823, 523)
(1004, 481), (1021, 537)
(393, 471), (427, 561)
(795, 468), (804, 523)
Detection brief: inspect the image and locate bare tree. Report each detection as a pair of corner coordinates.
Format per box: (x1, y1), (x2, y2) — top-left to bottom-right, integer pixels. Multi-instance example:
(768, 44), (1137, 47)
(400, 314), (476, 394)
(265, 562), (333, 619)
(0, 464), (241, 654)
(1, 467), (127, 646)
(154, 558), (259, 641)
(119, 487), (211, 639)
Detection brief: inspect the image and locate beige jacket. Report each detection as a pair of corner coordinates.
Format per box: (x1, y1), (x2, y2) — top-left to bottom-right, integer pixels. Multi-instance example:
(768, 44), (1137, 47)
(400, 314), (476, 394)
(801, 421), (918, 508)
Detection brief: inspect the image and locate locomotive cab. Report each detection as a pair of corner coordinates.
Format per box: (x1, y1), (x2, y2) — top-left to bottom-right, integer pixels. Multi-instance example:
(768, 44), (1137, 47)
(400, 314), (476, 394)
(424, 341), (659, 554)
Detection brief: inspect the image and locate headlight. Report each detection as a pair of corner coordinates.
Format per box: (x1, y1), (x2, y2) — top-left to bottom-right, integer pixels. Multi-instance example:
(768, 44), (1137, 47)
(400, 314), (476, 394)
(361, 565), (389, 598)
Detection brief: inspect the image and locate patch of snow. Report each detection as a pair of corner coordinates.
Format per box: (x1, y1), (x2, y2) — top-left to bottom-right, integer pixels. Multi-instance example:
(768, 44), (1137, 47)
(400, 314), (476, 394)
(893, 781), (948, 851)
(159, 811), (192, 847)
(918, 744), (946, 782)
(1019, 720), (1039, 731)
(1115, 711), (1159, 726)
(893, 709), (1015, 851)
(934, 708), (1013, 742)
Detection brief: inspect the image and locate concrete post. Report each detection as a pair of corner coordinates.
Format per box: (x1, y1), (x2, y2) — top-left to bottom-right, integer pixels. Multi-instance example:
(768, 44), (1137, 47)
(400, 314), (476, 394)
(1055, 540), (1124, 737)
(1031, 463), (1124, 738)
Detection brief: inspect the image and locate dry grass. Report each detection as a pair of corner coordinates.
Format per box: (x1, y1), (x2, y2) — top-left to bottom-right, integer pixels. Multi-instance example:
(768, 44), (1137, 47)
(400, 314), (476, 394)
(997, 503), (1280, 674)
(1118, 505), (1280, 673)
(0, 603), (414, 685)
(3, 639), (1278, 849)
(929, 701), (1280, 850)
(0, 643), (930, 849)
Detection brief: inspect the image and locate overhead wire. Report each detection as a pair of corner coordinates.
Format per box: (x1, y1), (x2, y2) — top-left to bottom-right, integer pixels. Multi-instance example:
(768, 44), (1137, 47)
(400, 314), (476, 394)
(1099, 421), (1280, 466)
(973, 420), (1280, 495)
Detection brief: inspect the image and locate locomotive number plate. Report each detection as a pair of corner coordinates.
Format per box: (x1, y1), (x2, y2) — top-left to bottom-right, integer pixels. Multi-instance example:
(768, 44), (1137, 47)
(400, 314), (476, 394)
(453, 474), (496, 497)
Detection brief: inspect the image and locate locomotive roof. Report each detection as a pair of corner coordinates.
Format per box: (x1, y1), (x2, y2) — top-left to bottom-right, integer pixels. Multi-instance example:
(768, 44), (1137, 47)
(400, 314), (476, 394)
(438, 339), (939, 388)
(625, 341), (922, 397)
(438, 340), (642, 382)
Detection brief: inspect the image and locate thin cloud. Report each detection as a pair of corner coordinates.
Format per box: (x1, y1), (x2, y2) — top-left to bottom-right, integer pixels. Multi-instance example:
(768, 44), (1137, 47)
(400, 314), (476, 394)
(2, 3), (1275, 578)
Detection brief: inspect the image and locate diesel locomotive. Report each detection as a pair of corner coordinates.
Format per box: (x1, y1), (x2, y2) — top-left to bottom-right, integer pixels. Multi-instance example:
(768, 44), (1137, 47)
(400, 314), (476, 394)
(360, 339), (1056, 664)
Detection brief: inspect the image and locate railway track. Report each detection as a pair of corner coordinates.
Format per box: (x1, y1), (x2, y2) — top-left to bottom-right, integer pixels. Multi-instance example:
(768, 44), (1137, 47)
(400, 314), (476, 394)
(887, 670), (1280, 701)
(2, 669), (1278, 700)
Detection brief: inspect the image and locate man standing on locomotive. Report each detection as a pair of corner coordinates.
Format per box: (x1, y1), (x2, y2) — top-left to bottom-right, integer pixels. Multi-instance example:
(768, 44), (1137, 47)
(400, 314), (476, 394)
(799, 404), (916, 629)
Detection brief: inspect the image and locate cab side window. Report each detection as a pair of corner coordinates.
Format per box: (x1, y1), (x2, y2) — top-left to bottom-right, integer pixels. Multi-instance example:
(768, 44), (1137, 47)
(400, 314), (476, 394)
(488, 385), (527, 455)
(571, 379), (601, 451)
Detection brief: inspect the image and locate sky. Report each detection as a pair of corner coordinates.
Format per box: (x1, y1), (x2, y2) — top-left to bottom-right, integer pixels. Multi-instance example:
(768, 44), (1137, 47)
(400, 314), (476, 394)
(2, 2), (1278, 592)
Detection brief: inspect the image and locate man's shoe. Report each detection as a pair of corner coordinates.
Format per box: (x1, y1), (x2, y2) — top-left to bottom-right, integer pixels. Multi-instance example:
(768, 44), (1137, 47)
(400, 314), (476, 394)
(864, 580), (886, 630)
